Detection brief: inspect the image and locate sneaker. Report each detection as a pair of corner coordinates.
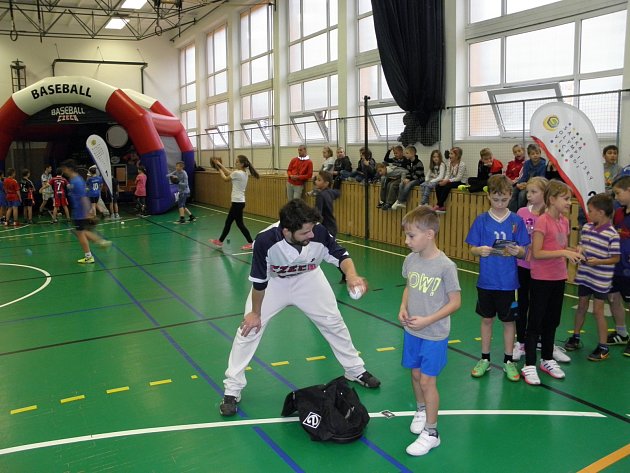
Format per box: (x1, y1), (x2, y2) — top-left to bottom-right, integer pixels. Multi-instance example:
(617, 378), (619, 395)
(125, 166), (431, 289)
(391, 200), (406, 210)
(587, 346), (609, 361)
(410, 410), (426, 434)
(189, 215), (197, 222)
(540, 359), (565, 379)
(77, 256), (95, 264)
(606, 331), (629, 345)
(624, 341), (630, 357)
(209, 239), (223, 247)
(241, 243), (253, 250)
(219, 395), (239, 416)
(564, 336), (582, 352)
(482, 185), (489, 193)
(457, 184), (470, 191)
(471, 359), (490, 378)
(346, 371), (381, 388)
(381, 203), (392, 210)
(178, 218), (185, 224)
(51, 219), (58, 224)
(512, 341), (525, 361)
(553, 344), (571, 363)
(376, 201), (385, 209)
(96, 239), (112, 249)
(503, 361), (520, 382)
(406, 430), (440, 456)
(434, 206), (446, 214)
(521, 365), (541, 385)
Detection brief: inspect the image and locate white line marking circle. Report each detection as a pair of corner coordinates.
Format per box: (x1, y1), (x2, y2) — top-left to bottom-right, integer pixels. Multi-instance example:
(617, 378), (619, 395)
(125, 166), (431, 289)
(0, 263), (52, 308)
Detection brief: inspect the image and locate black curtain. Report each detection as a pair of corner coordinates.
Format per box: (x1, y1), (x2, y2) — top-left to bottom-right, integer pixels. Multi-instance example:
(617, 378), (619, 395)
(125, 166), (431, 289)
(371, 0), (444, 146)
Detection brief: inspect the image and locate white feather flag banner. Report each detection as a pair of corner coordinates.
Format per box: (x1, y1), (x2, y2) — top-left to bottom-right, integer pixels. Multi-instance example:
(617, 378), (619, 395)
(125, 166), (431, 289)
(86, 134), (113, 194)
(530, 102), (604, 215)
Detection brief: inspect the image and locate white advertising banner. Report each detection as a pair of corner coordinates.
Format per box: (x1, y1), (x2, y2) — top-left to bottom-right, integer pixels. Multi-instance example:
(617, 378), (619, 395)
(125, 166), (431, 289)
(530, 102), (604, 215)
(86, 134), (112, 193)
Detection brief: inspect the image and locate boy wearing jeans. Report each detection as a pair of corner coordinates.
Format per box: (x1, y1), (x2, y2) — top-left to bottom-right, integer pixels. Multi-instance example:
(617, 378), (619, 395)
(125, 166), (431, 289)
(399, 206), (461, 456)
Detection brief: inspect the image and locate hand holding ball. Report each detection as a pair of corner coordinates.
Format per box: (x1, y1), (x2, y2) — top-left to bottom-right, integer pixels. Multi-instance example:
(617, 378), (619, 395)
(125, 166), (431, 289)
(349, 286), (364, 300)
(169, 175), (180, 184)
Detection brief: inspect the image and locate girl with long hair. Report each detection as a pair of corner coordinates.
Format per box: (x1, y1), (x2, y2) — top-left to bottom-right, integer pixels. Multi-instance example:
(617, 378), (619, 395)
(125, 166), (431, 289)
(210, 155), (260, 250)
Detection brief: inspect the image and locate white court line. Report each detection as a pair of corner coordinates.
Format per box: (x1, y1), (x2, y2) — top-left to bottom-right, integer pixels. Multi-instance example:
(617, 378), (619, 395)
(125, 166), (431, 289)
(0, 409), (604, 456)
(0, 218), (141, 241)
(0, 264), (52, 308)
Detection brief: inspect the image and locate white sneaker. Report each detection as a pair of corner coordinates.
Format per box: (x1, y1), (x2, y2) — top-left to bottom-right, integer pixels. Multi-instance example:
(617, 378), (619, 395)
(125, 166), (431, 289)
(552, 345), (571, 363)
(391, 200), (406, 210)
(410, 410), (426, 434)
(512, 341), (525, 361)
(521, 365), (541, 385)
(540, 359), (565, 379)
(406, 430), (440, 456)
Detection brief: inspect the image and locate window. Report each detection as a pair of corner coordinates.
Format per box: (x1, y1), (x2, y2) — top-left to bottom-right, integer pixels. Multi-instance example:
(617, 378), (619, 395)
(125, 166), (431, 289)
(465, 6), (626, 138)
(289, 75), (338, 143)
(357, 1), (376, 53)
(358, 64), (404, 140)
(289, 0), (338, 72)
(241, 91), (273, 145)
(240, 4), (273, 86)
(206, 102), (229, 148)
(469, 0), (561, 23)
(181, 109), (197, 145)
(179, 43), (195, 105)
(207, 25), (228, 97)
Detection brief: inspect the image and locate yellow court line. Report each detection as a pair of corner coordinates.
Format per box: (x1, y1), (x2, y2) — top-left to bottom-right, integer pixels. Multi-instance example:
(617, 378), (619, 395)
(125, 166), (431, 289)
(149, 379), (172, 387)
(106, 387), (130, 394)
(245, 366), (252, 371)
(448, 340), (461, 344)
(376, 347), (396, 352)
(10, 405), (37, 415)
(306, 356), (326, 361)
(577, 443), (630, 473)
(270, 361), (289, 366)
(60, 395), (85, 404)
(190, 375), (199, 380)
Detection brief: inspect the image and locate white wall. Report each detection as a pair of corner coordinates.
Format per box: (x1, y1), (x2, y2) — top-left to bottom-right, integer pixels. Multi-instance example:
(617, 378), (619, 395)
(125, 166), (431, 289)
(0, 36), (179, 112)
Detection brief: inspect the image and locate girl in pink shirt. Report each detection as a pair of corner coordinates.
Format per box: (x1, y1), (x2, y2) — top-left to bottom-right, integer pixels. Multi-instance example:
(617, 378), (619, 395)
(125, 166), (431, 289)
(521, 180), (582, 385)
(134, 166), (147, 215)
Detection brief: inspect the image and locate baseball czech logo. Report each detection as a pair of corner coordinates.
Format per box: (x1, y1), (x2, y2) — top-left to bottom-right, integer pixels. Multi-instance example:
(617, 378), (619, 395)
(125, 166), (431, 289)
(302, 412), (322, 429)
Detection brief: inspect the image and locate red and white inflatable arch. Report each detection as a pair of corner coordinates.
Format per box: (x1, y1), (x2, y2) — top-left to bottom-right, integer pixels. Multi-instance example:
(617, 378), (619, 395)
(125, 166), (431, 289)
(0, 76), (194, 214)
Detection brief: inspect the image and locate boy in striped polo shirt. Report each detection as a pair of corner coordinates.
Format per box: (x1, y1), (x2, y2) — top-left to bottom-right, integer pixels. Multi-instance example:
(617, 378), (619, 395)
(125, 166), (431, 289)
(565, 194), (620, 361)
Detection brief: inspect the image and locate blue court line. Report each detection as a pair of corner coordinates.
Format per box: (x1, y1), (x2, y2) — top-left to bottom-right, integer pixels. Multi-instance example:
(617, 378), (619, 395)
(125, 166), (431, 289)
(0, 297), (172, 326)
(360, 437), (414, 473)
(110, 244), (404, 472)
(253, 427), (305, 473)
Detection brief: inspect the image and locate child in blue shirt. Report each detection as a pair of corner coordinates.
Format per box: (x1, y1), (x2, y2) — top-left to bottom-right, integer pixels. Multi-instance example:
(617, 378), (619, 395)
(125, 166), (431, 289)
(509, 143), (547, 212)
(466, 175), (530, 381)
(86, 165), (104, 218)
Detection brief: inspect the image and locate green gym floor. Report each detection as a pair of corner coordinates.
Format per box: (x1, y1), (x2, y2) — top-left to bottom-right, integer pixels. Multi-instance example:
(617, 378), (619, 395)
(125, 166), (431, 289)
(0, 203), (628, 473)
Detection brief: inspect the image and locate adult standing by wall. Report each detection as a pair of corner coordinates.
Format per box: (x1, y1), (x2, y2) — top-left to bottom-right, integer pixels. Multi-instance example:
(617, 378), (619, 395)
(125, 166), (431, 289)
(286, 145), (313, 201)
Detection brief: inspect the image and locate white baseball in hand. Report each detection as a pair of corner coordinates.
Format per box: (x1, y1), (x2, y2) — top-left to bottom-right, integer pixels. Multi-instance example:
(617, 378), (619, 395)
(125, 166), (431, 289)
(349, 286), (364, 300)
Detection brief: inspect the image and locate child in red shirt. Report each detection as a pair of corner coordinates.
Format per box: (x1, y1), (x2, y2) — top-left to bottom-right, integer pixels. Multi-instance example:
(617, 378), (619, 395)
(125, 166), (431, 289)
(506, 144), (526, 185)
(3, 168), (21, 226)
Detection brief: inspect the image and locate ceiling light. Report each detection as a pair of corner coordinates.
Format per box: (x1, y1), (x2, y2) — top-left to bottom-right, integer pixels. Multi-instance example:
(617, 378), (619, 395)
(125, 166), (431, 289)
(105, 18), (129, 29)
(120, 0), (147, 9)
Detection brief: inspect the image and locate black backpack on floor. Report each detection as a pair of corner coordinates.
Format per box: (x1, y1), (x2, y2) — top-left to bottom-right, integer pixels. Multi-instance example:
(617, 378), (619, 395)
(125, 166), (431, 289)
(281, 377), (370, 443)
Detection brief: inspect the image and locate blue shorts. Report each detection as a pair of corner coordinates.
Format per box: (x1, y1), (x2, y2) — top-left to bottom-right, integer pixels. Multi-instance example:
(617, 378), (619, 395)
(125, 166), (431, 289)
(401, 331), (448, 376)
(7, 200), (20, 208)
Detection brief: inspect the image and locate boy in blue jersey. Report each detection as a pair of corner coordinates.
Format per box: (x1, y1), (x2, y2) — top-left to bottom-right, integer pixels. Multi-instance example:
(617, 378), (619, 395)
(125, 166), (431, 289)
(60, 160), (111, 264)
(86, 165), (104, 218)
(219, 199), (380, 416)
(465, 175), (530, 381)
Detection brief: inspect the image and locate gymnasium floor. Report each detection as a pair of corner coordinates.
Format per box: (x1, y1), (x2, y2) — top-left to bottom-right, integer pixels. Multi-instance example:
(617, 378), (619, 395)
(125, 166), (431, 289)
(0, 203), (628, 473)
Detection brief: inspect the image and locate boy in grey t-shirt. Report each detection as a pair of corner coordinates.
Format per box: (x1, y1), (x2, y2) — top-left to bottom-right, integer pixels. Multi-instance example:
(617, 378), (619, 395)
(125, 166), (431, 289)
(399, 206), (461, 457)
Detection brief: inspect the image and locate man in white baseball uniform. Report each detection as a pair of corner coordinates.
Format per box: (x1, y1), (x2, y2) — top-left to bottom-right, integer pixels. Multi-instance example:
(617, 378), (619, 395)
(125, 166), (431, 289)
(220, 199), (380, 416)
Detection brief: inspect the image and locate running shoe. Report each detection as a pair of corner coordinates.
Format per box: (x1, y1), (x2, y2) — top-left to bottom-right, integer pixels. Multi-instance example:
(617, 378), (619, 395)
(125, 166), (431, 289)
(410, 410), (427, 434)
(624, 341), (630, 357)
(553, 344), (571, 363)
(219, 395), (239, 417)
(512, 341), (525, 361)
(77, 256), (95, 264)
(345, 371), (381, 388)
(606, 331), (629, 345)
(471, 359), (491, 378)
(540, 359), (565, 379)
(209, 239), (223, 247)
(503, 361), (520, 382)
(241, 243), (253, 250)
(521, 365), (541, 385)
(406, 430), (440, 456)
(587, 346), (609, 362)
(564, 336), (582, 351)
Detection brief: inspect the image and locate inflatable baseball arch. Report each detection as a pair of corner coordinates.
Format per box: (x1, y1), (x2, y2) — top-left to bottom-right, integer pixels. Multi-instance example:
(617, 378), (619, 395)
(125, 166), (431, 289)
(0, 76), (194, 214)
